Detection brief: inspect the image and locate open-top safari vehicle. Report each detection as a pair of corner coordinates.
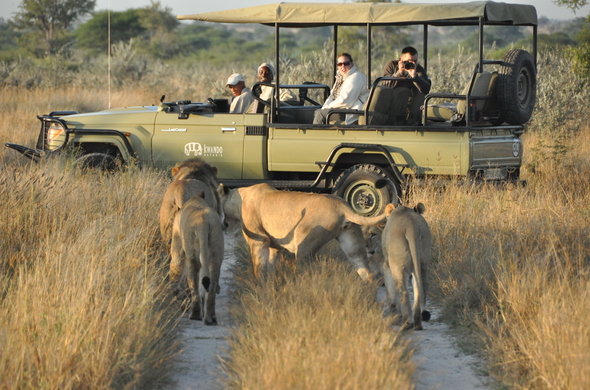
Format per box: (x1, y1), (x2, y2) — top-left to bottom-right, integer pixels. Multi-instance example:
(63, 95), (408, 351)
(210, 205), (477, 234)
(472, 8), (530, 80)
(5, 1), (537, 215)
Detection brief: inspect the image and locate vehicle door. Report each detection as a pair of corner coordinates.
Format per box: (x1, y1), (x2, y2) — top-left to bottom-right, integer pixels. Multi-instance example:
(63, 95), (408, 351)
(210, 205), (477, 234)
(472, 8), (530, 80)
(152, 111), (246, 179)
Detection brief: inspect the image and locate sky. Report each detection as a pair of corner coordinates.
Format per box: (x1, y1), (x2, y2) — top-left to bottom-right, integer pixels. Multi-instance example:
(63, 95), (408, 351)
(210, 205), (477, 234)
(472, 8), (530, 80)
(1, 0), (589, 21)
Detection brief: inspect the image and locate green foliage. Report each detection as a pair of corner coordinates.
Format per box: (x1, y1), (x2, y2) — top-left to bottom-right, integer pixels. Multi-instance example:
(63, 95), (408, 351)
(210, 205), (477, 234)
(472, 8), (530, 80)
(14, 0), (95, 56)
(554, 0), (588, 11)
(0, 18), (26, 61)
(569, 16), (590, 76)
(75, 10), (146, 53)
(75, 2), (178, 58)
(538, 31), (576, 48)
(570, 41), (590, 75)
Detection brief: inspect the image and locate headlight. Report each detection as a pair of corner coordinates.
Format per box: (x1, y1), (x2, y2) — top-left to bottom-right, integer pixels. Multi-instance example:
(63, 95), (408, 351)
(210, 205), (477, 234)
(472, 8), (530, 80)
(46, 122), (67, 151)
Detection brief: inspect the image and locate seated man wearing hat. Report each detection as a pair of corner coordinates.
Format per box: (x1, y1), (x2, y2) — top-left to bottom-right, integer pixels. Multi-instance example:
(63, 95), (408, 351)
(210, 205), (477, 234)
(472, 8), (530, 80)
(248, 63), (298, 113)
(226, 73), (255, 114)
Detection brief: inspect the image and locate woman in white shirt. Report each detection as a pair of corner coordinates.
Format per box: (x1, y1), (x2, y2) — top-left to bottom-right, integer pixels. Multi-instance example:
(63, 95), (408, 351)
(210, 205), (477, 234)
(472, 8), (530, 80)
(313, 53), (369, 125)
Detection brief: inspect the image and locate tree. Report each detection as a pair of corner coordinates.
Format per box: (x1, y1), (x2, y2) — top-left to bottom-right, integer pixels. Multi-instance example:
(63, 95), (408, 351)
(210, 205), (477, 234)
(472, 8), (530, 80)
(554, 0), (590, 76)
(554, 0), (588, 12)
(76, 10), (146, 53)
(14, 0), (95, 56)
(75, 2), (178, 58)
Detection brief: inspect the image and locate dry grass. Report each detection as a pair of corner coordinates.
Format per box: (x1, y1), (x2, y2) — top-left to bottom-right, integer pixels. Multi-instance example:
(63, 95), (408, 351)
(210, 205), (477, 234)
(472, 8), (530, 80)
(406, 127), (590, 389)
(0, 161), (179, 389)
(223, 251), (414, 390)
(1, 47), (590, 389)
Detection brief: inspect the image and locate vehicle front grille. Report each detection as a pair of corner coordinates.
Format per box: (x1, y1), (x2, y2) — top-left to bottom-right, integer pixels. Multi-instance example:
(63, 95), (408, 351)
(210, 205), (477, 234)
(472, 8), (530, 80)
(36, 118), (51, 149)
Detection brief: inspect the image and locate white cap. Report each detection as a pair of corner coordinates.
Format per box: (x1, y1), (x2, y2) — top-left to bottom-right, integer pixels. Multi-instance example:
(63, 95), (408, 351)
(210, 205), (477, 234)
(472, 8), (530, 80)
(226, 73), (245, 86)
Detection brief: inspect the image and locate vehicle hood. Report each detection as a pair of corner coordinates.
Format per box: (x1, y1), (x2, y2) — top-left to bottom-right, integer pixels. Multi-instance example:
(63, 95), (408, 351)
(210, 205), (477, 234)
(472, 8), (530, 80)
(59, 106), (159, 127)
(64, 106), (159, 119)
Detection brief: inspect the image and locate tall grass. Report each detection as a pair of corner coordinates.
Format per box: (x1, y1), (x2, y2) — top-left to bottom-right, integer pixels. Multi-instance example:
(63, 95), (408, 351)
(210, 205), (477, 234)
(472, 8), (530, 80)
(406, 126), (590, 388)
(0, 162), (178, 389)
(223, 253), (414, 390)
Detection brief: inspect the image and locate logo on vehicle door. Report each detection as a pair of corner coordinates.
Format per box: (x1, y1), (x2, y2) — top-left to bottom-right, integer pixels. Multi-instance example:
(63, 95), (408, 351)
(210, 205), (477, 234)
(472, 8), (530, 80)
(185, 142), (203, 156)
(184, 142), (224, 157)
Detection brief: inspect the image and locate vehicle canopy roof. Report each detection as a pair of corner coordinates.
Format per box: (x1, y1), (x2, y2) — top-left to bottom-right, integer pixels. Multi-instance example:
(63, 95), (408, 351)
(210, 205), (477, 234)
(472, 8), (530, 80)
(177, 1), (537, 27)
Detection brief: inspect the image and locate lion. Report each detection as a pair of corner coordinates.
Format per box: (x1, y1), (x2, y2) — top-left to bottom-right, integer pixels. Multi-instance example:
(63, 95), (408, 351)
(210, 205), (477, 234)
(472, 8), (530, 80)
(364, 203), (432, 330)
(159, 158), (222, 249)
(219, 183), (387, 281)
(169, 193), (224, 324)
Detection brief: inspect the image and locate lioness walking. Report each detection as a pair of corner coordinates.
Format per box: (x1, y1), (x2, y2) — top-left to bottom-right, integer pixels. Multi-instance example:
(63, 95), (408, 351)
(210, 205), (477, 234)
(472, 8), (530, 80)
(159, 158), (222, 250)
(375, 203), (432, 330)
(170, 194), (224, 325)
(220, 183), (386, 281)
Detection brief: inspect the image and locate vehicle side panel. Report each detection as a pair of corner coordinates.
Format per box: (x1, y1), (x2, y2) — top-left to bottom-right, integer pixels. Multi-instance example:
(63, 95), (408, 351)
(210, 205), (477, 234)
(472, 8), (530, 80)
(267, 126), (470, 176)
(65, 109), (157, 162)
(152, 112), (264, 179)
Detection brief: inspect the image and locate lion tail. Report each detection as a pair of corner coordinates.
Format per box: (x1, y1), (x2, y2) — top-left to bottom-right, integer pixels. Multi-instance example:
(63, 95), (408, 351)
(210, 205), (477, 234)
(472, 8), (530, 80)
(342, 205), (389, 226)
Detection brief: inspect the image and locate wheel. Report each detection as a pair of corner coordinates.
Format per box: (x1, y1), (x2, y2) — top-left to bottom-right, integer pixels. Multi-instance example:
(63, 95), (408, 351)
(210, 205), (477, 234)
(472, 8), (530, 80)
(75, 153), (121, 171)
(333, 164), (400, 216)
(498, 49), (536, 125)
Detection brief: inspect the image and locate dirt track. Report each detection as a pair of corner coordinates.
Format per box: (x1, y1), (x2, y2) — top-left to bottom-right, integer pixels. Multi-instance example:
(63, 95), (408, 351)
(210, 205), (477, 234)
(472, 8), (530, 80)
(163, 233), (489, 390)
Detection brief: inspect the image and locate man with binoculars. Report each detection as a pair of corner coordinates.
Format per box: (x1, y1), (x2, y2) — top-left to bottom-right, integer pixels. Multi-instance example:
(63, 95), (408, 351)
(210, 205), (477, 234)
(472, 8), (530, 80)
(383, 46), (431, 94)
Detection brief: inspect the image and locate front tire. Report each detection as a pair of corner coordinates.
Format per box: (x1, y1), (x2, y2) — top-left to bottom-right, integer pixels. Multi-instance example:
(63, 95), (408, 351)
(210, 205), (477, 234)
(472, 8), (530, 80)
(333, 164), (400, 216)
(75, 153), (122, 171)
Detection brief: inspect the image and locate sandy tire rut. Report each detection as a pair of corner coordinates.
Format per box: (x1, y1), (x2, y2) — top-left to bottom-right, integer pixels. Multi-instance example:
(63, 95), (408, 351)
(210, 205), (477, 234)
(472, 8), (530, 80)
(163, 233), (489, 390)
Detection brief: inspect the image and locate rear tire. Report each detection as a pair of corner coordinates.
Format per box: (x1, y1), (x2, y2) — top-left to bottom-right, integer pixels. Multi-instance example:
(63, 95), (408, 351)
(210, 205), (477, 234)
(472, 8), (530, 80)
(498, 49), (536, 125)
(333, 164), (400, 216)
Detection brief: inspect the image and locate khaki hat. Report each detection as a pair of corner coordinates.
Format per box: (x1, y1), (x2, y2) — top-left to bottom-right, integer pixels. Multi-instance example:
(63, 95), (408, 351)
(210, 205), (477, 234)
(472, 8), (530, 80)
(226, 73), (245, 86)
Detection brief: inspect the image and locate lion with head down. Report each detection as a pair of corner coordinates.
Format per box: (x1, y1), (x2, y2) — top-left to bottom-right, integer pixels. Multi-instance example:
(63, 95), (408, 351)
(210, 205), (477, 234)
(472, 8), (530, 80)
(159, 158), (222, 249)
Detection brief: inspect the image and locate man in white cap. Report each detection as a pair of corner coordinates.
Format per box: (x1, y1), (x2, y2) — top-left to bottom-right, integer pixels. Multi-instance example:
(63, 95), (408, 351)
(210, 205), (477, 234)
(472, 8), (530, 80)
(226, 73), (254, 114)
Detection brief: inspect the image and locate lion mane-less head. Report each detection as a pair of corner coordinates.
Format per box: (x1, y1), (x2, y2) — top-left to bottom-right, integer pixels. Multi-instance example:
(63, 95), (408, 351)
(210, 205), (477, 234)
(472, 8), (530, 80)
(171, 157), (219, 182)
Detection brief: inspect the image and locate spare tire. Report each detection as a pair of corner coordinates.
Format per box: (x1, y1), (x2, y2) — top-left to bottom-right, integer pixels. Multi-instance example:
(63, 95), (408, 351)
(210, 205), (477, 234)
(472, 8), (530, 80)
(498, 49), (536, 125)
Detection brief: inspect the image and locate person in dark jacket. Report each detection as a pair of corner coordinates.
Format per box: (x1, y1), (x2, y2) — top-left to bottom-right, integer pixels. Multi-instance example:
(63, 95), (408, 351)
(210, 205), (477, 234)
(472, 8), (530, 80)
(383, 46), (431, 94)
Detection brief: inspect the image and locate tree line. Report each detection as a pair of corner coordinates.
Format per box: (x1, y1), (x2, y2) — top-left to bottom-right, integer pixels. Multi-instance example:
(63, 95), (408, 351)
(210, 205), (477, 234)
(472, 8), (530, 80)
(0, 0), (588, 74)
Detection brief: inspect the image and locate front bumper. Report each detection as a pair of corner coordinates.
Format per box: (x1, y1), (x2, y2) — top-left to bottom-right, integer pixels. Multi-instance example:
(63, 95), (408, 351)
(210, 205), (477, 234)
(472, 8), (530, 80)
(5, 143), (46, 161)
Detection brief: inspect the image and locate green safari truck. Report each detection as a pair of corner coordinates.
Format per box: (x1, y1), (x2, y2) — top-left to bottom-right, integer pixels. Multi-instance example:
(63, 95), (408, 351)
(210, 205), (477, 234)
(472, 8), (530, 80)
(5, 2), (537, 216)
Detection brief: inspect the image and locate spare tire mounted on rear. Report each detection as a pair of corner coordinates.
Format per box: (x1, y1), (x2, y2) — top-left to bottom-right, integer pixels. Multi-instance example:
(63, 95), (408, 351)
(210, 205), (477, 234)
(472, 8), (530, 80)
(497, 49), (536, 125)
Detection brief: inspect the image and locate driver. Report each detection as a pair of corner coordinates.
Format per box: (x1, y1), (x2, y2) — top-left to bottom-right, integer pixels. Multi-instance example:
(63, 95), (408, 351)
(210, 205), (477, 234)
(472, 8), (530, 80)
(226, 73), (255, 114)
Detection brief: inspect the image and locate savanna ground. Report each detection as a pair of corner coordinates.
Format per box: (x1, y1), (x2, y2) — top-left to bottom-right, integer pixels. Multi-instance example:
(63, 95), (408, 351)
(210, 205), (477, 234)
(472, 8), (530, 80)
(1, 49), (589, 389)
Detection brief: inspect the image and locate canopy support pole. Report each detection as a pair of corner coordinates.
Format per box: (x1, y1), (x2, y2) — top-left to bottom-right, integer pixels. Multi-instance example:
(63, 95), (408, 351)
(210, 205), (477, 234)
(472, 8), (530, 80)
(367, 23), (372, 88)
(333, 25), (338, 81)
(478, 17), (484, 72)
(274, 22), (279, 123)
(423, 24), (428, 73)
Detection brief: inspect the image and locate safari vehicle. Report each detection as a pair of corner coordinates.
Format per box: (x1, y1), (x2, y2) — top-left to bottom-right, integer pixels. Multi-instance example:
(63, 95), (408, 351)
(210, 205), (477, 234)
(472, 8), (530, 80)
(5, 1), (537, 216)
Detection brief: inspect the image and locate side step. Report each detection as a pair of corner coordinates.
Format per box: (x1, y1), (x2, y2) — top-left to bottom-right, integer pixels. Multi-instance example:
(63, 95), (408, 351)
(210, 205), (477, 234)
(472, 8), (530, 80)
(221, 179), (326, 191)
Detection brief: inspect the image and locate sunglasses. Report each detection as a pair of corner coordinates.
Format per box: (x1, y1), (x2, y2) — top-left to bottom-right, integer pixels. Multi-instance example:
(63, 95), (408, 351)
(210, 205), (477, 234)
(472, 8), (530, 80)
(337, 61), (351, 67)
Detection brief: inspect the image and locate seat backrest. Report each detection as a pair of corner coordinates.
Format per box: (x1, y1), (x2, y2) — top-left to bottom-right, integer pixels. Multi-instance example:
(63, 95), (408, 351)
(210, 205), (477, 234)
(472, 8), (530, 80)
(456, 71), (497, 116)
(386, 87), (413, 125)
(359, 84), (395, 125)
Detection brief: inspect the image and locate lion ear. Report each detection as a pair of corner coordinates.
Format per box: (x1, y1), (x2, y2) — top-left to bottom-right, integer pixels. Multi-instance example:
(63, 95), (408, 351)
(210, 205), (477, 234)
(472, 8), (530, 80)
(171, 166), (179, 177)
(414, 203), (426, 214)
(217, 183), (229, 196)
(385, 203), (395, 216)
